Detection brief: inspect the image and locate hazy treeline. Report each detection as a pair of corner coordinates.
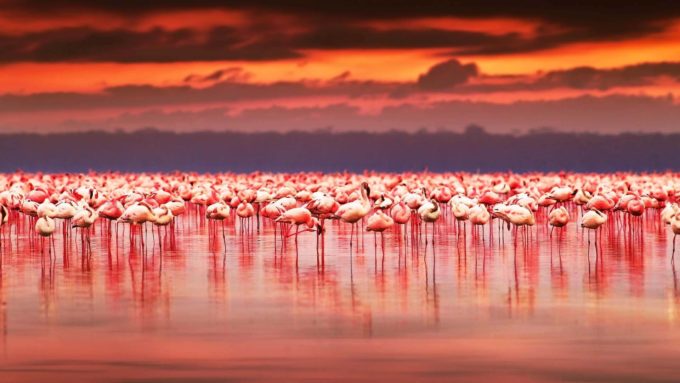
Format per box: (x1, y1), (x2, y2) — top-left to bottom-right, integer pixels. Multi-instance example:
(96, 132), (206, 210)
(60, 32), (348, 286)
(0, 127), (677, 173)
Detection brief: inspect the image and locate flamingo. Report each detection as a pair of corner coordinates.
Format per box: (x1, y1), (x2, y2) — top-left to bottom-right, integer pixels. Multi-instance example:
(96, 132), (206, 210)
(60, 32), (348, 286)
(451, 201), (470, 233)
(165, 197), (186, 216)
(27, 187), (49, 204)
(0, 204), (7, 236)
(152, 205), (173, 249)
(0, 171), (676, 258)
(418, 199), (441, 244)
(662, 203), (679, 225)
(547, 186), (573, 204)
(206, 201), (231, 220)
(469, 204), (490, 226)
(274, 207), (320, 245)
(97, 199), (124, 237)
(671, 213), (680, 261)
(573, 189), (593, 205)
(493, 204), (534, 243)
(206, 201), (230, 246)
(97, 199), (124, 221)
(581, 208), (607, 246)
(367, 210), (394, 232)
(373, 193), (393, 210)
(153, 206), (173, 226)
(548, 206), (570, 236)
(307, 193), (339, 227)
(37, 201), (57, 219)
(367, 210), (394, 252)
(236, 201), (255, 234)
(35, 216), (56, 237)
(72, 205), (98, 251)
(35, 215), (56, 254)
(335, 182), (371, 248)
(306, 193), (338, 251)
(390, 201), (410, 241)
(119, 202), (155, 248)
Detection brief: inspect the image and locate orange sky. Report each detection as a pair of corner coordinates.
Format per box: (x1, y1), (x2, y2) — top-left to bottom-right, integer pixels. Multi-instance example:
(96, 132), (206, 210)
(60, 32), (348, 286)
(2, 34), (680, 94)
(1, 2), (680, 133)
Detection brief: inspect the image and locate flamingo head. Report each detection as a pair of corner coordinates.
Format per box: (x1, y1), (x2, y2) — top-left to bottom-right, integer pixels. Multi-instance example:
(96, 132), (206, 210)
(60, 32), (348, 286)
(361, 182), (370, 196)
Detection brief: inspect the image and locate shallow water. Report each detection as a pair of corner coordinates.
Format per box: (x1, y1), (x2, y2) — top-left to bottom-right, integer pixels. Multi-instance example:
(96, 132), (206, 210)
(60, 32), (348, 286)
(1, 206), (680, 383)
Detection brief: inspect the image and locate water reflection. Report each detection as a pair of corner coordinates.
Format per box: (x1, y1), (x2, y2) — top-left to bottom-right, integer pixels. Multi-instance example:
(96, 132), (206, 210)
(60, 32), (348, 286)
(0, 205), (679, 382)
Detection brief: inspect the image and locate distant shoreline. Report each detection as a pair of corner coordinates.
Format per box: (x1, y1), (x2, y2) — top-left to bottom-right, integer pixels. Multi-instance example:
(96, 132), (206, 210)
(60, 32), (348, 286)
(0, 127), (677, 172)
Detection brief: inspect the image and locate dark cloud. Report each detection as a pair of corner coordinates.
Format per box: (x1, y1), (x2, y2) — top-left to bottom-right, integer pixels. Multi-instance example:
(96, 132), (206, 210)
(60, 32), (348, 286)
(0, 79), (397, 113)
(3, 60), (680, 114)
(0, 26), (299, 62)
(0, 24), (533, 62)
(291, 25), (509, 50)
(0, 2), (678, 62)
(0, 22), (669, 63)
(536, 62), (680, 90)
(401, 60), (680, 96)
(6, 1), (680, 40)
(417, 59), (478, 90)
(448, 61), (680, 94)
(328, 71), (352, 83)
(184, 67), (251, 83)
(8, 1), (680, 27)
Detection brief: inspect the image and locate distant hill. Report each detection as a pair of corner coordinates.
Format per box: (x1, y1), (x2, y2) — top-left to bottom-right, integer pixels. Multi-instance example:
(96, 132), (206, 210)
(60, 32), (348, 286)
(0, 127), (677, 173)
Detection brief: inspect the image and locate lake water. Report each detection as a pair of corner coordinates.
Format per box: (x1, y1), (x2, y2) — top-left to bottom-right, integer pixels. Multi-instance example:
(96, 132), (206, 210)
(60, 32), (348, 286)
(1, 206), (679, 382)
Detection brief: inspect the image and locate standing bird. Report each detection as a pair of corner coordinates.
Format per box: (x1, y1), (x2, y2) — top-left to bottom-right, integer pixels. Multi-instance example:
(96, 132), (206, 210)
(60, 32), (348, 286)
(153, 205), (173, 226)
(390, 201), (411, 242)
(0, 204), (8, 243)
(469, 205), (490, 226)
(335, 182), (371, 248)
(548, 206), (570, 236)
(152, 205), (174, 249)
(373, 194), (393, 210)
(97, 199), (124, 221)
(72, 205), (98, 252)
(547, 186), (573, 204)
(306, 193), (339, 252)
(493, 204), (535, 243)
(366, 210), (394, 233)
(671, 213), (680, 262)
(581, 209), (607, 246)
(662, 203), (679, 225)
(236, 201), (256, 234)
(275, 207), (320, 245)
(35, 216), (56, 237)
(451, 201), (470, 234)
(206, 201), (231, 220)
(97, 199), (124, 237)
(307, 193), (339, 233)
(367, 210), (394, 253)
(165, 198), (186, 217)
(35, 215), (56, 254)
(119, 202), (155, 248)
(206, 201), (230, 247)
(37, 201), (57, 220)
(390, 201), (410, 225)
(418, 199), (441, 244)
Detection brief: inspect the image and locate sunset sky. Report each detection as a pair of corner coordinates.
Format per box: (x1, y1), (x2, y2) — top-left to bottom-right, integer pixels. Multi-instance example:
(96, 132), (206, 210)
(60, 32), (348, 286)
(2, 1), (680, 134)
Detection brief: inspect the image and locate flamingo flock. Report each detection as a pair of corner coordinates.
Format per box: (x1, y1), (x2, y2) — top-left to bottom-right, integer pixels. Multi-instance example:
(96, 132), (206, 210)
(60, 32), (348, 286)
(0, 171), (678, 260)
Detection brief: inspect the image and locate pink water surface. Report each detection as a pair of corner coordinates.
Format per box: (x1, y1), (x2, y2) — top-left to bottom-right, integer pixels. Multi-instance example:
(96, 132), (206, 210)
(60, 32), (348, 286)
(0, 206), (679, 382)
